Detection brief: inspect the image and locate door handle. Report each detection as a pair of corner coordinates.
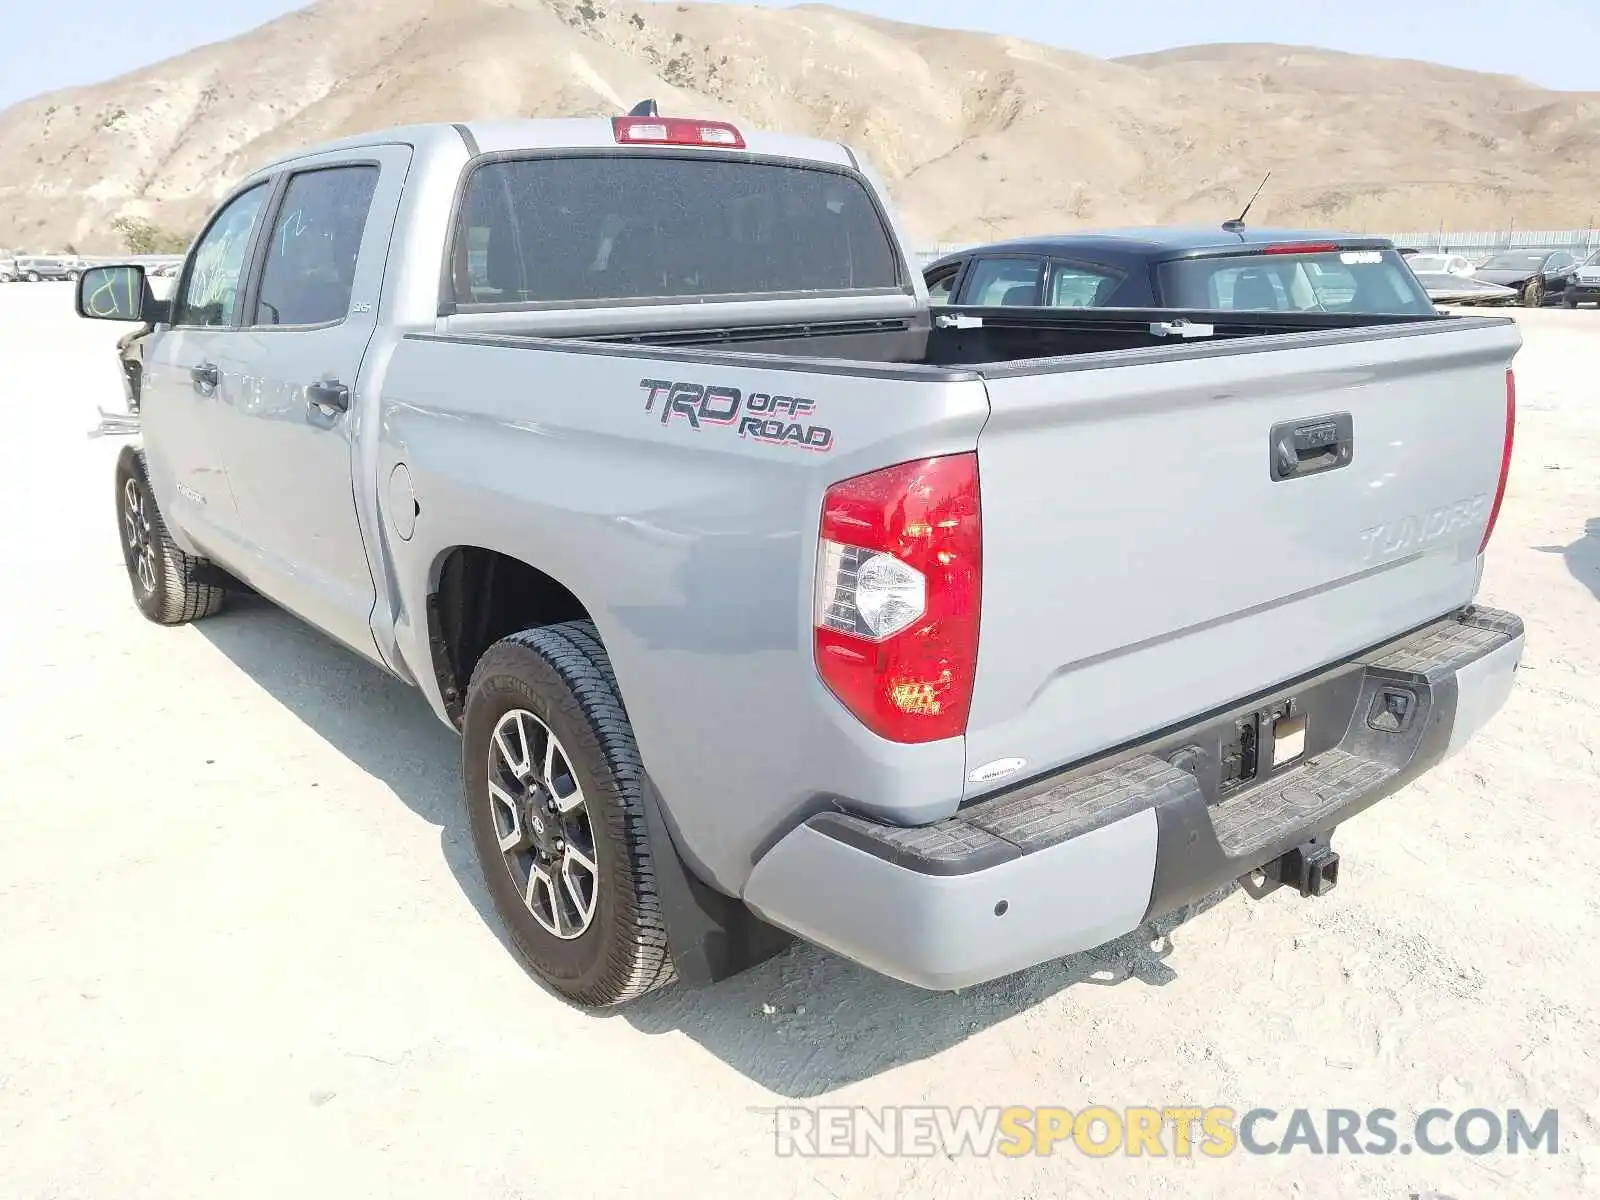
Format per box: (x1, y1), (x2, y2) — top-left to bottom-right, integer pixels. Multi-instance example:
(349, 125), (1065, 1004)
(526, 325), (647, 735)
(307, 380), (350, 414)
(190, 362), (219, 390)
(1269, 412), (1354, 481)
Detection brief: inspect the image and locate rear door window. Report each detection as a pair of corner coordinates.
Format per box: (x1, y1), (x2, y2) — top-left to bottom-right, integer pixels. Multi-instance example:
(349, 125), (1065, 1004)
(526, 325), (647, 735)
(925, 266), (960, 305)
(254, 165), (380, 327)
(1046, 261), (1122, 307)
(1159, 249), (1432, 315)
(962, 257), (1044, 306)
(451, 155), (902, 306)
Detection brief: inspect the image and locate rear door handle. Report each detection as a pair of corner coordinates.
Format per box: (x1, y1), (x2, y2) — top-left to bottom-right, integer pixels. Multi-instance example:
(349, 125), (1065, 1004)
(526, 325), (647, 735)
(307, 380), (350, 415)
(190, 362), (219, 390)
(1270, 412), (1354, 481)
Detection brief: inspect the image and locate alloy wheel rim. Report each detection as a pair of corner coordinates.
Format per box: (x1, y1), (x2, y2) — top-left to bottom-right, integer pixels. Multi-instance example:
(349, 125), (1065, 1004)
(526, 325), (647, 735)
(123, 478), (156, 595)
(486, 708), (599, 940)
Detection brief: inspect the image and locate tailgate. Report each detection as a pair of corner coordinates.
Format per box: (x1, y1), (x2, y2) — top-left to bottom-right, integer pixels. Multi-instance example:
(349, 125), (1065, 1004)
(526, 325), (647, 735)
(964, 318), (1521, 794)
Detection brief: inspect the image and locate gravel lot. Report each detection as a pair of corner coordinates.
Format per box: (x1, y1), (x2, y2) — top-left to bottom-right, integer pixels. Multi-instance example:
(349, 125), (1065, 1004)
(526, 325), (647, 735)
(2, 285), (1596, 1198)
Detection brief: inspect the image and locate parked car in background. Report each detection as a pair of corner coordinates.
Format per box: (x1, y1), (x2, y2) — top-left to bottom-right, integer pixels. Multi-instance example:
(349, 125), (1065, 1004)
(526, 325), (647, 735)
(1473, 249), (1578, 307)
(1563, 248), (1600, 308)
(1403, 251), (1475, 277)
(1410, 272), (1518, 307)
(13, 255), (85, 282)
(923, 228), (1435, 315)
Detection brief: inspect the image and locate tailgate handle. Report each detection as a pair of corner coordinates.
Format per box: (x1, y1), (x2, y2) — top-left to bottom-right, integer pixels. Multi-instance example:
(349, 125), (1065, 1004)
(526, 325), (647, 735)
(1270, 412), (1353, 481)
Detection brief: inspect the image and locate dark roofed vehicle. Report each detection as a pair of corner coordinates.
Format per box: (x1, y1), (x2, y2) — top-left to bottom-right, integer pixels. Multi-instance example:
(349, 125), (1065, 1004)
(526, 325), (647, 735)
(1473, 249), (1579, 307)
(925, 227), (1436, 317)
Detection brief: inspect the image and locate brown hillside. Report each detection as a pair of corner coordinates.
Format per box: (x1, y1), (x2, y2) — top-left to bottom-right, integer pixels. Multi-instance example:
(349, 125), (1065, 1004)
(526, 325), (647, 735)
(1, 0), (1596, 252)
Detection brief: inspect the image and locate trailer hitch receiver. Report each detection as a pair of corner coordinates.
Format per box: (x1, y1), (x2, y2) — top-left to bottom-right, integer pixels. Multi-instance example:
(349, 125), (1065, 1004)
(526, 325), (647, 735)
(1241, 833), (1341, 899)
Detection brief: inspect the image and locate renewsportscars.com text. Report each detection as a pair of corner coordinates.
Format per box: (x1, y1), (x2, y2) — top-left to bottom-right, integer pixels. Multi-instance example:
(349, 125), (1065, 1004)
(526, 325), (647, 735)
(768, 1105), (1559, 1159)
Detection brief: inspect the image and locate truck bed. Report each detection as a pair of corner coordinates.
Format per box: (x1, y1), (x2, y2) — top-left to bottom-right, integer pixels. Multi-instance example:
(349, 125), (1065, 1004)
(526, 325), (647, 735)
(580, 304), (1460, 369)
(390, 306), (1519, 889)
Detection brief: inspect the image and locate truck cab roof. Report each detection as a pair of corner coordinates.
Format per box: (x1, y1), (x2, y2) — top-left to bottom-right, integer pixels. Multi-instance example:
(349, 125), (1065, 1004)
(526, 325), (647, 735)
(260, 118), (858, 172)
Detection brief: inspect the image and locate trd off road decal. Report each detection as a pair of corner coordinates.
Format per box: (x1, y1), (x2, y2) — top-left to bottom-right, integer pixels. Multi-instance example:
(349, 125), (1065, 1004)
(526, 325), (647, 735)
(639, 378), (835, 452)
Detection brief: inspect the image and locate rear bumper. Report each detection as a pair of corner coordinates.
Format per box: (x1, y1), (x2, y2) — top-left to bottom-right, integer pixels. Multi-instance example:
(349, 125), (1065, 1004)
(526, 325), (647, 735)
(743, 606), (1524, 990)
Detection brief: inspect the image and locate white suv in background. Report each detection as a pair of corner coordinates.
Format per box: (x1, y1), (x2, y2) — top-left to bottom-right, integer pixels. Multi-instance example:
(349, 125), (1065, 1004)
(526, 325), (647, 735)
(1565, 249), (1600, 308)
(1403, 251), (1475, 277)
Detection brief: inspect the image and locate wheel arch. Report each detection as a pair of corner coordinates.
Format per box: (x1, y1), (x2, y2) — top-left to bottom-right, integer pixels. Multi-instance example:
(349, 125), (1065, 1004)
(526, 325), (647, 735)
(429, 548), (796, 985)
(425, 543), (599, 728)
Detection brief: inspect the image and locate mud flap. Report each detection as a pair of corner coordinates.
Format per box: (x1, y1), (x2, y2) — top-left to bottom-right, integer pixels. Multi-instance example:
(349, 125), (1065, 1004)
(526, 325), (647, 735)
(638, 770), (794, 985)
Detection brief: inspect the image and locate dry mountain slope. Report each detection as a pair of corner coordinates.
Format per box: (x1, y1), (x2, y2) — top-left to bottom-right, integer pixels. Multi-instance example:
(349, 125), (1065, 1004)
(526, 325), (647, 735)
(0, 0), (1596, 251)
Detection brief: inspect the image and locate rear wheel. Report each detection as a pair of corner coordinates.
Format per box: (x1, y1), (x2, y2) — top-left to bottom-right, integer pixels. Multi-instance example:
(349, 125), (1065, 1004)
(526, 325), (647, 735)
(1521, 278), (1545, 307)
(462, 622), (677, 1007)
(114, 450), (227, 625)
(67, 270), (79, 282)
(25, 271), (39, 282)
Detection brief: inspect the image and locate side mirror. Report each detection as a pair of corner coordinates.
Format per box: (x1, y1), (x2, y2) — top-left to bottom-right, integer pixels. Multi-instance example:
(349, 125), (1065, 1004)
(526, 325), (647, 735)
(76, 264), (167, 323)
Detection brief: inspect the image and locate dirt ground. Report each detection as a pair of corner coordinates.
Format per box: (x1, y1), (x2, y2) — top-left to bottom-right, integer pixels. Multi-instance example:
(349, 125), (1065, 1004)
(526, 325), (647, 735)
(1, 286), (1596, 1198)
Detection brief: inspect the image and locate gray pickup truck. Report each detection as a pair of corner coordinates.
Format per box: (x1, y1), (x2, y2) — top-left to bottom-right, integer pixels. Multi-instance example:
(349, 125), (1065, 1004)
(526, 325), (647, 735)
(77, 113), (1525, 1008)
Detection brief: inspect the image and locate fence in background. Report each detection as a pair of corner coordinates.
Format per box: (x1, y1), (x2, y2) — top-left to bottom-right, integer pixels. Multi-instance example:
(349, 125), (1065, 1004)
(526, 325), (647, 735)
(913, 230), (1600, 267)
(1384, 230), (1600, 255)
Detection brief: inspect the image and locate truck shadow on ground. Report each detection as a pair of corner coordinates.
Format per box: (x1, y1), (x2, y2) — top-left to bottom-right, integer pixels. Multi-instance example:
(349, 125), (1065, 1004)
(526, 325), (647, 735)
(1536, 517), (1600, 602)
(197, 593), (1228, 1097)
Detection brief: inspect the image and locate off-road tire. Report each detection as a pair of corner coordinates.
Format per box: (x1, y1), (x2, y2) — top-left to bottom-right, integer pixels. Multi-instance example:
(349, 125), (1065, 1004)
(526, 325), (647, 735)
(1521, 278), (1545, 307)
(114, 449), (227, 625)
(462, 621), (678, 1007)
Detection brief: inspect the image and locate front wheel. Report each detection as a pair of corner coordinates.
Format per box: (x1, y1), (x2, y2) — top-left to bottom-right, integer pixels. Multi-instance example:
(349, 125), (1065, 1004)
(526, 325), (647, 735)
(462, 622), (677, 1007)
(25, 272), (39, 282)
(1521, 278), (1545, 307)
(114, 450), (227, 624)
(67, 270), (79, 282)
(1564, 293), (1578, 309)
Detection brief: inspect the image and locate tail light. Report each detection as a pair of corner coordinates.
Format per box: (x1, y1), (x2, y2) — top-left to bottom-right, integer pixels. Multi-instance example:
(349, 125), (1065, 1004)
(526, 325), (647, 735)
(1262, 242), (1340, 255)
(813, 454), (981, 744)
(1479, 367), (1517, 554)
(611, 116), (746, 149)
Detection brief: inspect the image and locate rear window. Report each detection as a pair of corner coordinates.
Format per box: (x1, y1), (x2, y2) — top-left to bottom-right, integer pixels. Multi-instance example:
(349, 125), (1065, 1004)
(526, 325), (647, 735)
(1481, 252), (1549, 270)
(1159, 249), (1432, 315)
(450, 154), (902, 307)
(963, 257), (1043, 306)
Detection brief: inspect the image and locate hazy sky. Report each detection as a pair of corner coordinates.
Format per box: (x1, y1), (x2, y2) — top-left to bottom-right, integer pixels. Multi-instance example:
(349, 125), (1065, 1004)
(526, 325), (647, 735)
(2, 0), (1596, 111)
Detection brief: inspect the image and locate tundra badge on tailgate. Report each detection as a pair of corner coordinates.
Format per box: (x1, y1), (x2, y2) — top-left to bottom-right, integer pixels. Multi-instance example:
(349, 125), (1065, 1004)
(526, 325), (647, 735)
(639, 378), (834, 452)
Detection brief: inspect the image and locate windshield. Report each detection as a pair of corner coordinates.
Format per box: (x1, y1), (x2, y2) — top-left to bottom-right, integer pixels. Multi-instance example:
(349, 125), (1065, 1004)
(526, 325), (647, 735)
(1480, 252), (1549, 270)
(1158, 248), (1433, 315)
(1585, 250), (1600, 266)
(1406, 254), (1449, 271)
